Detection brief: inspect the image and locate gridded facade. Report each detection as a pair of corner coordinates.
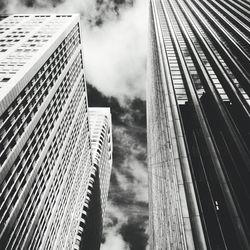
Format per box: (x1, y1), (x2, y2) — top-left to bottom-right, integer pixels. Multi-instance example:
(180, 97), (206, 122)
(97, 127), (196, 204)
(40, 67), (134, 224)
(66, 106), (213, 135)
(74, 108), (113, 250)
(0, 14), (94, 250)
(88, 108), (112, 218)
(148, 0), (250, 249)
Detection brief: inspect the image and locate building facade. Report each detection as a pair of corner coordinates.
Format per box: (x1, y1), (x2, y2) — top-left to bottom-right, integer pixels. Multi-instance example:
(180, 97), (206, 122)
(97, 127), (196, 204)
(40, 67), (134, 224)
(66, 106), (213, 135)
(0, 14), (100, 250)
(88, 108), (112, 220)
(76, 108), (113, 250)
(147, 0), (250, 249)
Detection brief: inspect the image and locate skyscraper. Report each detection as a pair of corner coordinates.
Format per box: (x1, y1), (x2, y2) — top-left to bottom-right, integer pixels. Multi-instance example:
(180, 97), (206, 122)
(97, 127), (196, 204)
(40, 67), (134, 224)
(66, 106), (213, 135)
(0, 14), (111, 250)
(88, 108), (112, 220)
(76, 107), (113, 250)
(147, 0), (250, 249)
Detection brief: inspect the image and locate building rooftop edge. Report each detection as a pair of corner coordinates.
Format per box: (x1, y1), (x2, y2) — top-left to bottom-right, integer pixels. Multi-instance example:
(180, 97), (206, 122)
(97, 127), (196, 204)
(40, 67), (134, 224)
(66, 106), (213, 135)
(88, 107), (111, 113)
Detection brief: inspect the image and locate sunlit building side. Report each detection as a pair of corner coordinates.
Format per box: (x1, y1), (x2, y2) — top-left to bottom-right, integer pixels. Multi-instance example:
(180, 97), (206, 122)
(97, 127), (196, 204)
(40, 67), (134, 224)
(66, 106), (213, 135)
(0, 14), (94, 250)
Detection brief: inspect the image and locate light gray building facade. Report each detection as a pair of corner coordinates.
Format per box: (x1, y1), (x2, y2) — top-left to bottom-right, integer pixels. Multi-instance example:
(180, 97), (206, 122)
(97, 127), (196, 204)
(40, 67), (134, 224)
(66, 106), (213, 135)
(0, 14), (112, 250)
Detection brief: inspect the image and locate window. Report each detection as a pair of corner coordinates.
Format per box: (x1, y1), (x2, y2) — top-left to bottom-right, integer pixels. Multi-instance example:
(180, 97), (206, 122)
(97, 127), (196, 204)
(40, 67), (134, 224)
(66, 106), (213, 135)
(1, 77), (10, 82)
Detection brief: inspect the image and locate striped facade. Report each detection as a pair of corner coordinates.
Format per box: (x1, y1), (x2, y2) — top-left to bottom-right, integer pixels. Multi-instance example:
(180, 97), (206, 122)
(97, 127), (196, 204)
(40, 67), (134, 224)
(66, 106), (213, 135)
(75, 108), (112, 250)
(147, 0), (250, 249)
(0, 14), (94, 250)
(88, 108), (112, 220)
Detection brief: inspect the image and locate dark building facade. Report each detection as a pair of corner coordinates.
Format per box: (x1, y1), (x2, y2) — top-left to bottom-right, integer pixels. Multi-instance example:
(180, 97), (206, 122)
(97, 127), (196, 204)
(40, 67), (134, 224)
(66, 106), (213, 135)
(147, 0), (250, 249)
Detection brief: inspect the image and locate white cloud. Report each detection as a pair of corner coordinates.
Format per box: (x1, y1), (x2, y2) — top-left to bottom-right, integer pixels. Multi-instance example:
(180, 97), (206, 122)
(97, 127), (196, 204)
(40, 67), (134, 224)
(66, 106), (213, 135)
(101, 228), (130, 250)
(105, 200), (128, 226)
(5, 0), (96, 17)
(83, 0), (148, 100)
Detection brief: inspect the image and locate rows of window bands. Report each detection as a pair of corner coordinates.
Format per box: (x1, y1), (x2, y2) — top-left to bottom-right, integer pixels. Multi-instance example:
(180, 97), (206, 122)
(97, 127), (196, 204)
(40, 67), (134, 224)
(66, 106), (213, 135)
(28, 90), (87, 250)
(0, 16), (48, 84)
(155, 0), (250, 249)
(0, 23), (80, 166)
(0, 54), (84, 249)
(38, 107), (89, 250)
(35, 97), (89, 250)
(149, 2), (198, 248)
(5, 73), (86, 250)
(0, 15), (29, 35)
(64, 152), (92, 250)
(0, 16), (79, 84)
(74, 167), (96, 250)
(93, 116), (112, 219)
(0, 15), (47, 54)
(0, 49), (82, 220)
(147, 5), (176, 249)
(0, 40), (82, 250)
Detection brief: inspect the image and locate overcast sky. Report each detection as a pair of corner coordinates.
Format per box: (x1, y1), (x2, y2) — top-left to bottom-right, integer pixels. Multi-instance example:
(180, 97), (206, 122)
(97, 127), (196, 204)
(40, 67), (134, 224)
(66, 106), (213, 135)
(0, 0), (149, 249)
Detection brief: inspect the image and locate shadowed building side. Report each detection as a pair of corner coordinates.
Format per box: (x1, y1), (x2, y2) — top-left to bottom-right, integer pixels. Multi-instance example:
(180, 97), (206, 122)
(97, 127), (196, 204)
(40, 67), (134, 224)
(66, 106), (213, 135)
(74, 107), (113, 250)
(147, 0), (250, 249)
(0, 14), (93, 250)
(78, 168), (103, 250)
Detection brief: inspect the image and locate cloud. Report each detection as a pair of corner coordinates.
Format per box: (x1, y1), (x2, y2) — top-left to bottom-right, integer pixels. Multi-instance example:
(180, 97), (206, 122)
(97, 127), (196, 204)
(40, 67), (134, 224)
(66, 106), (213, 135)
(111, 125), (148, 203)
(123, 157), (148, 203)
(101, 122), (148, 248)
(102, 202), (130, 250)
(84, 0), (148, 99)
(3, 0), (97, 22)
(120, 217), (149, 250)
(102, 229), (130, 250)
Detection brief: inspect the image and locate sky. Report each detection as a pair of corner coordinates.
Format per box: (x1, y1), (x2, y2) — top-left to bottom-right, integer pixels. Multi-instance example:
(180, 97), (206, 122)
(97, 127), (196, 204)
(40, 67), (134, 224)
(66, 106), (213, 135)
(0, 0), (149, 249)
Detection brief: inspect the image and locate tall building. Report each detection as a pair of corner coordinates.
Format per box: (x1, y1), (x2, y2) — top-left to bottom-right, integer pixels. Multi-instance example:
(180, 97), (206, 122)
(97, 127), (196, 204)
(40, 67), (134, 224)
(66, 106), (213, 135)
(76, 108), (113, 250)
(147, 0), (250, 249)
(0, 14), (111, 250)
(88, 108), (112, 220)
